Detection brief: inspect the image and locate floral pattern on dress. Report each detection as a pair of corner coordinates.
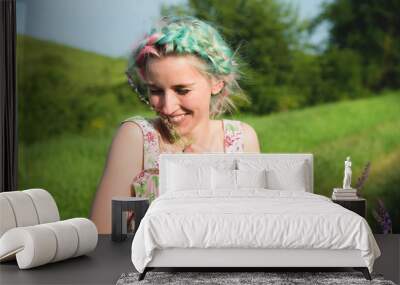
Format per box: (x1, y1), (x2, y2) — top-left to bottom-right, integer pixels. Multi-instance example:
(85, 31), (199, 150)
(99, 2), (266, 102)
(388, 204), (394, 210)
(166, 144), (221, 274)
(121, 116), (160, 202)
(131, 168), (159, 202)
(122, 116), (244, 232)
(223, 120), (244, 153)
(123, 116), (244, 201)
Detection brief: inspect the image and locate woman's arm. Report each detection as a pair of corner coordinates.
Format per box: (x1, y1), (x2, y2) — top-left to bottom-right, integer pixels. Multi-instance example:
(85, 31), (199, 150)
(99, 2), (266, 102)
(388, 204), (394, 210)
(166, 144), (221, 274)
(241, 122), (261, 153)
(90, 122), (144, 234)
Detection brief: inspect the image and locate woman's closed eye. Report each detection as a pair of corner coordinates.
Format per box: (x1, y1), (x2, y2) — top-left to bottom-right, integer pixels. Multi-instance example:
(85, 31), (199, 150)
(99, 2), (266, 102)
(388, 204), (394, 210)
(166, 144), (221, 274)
(149, 88), (163, 95)
(149, 88), (191, 96)
(175, 88), (190, 95)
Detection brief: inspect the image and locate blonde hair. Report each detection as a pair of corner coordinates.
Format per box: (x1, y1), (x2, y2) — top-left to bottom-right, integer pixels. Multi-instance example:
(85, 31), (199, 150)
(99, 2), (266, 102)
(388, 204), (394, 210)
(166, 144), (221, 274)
(126, 16), (247, 118)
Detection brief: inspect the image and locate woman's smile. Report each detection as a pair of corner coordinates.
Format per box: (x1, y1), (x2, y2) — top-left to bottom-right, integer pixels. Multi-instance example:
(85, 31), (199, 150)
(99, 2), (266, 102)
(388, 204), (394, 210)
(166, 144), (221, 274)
(163, 112), (193, 126)
(169, 113), (187, 123)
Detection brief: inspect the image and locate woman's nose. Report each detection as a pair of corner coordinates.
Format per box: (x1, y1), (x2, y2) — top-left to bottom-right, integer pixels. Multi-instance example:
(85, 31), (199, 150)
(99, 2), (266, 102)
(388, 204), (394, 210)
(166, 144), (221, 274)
(160, 90), (179, 114)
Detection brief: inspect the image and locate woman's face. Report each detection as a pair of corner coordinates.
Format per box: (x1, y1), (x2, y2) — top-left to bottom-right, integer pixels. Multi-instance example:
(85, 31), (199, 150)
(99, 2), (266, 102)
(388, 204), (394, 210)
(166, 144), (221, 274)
(145, 54), (222, 136)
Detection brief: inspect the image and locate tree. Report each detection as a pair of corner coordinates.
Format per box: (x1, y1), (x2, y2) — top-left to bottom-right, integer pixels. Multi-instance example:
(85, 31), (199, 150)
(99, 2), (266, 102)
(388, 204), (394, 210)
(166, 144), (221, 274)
(311, 0), (400, 91)
(162, 0), (306, 114)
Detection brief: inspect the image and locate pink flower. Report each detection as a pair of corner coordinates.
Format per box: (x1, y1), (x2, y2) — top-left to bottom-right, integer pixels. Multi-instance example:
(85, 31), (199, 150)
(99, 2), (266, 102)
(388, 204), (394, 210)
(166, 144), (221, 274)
(135, 33), (162, 64)
(224, 136), (233, 147)
(134, 170), (145, 181)
(146, 33), (161, 46)
(145, 132), (155, 143)
(136, 45), (159, 64)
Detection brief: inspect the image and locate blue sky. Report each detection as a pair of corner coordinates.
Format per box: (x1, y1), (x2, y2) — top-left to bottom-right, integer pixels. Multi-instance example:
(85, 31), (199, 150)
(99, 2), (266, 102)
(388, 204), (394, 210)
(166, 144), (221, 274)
(16, 0), (330, 58)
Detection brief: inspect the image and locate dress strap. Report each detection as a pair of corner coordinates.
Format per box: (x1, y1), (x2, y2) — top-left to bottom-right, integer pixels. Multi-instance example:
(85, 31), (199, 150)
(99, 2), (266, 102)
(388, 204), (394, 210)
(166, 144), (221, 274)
(223, 119), (244, 153)
(121, 116), (160, 169)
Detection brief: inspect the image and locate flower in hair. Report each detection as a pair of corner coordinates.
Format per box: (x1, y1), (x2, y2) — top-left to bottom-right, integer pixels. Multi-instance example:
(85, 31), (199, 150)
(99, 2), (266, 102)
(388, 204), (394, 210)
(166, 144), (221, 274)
(136, 45), (159, 66)
(135, 33), (162, 65)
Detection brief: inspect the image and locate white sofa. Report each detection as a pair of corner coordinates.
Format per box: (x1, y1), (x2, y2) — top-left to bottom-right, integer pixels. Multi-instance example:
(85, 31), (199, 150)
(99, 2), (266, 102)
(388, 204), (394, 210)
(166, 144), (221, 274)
(0, 189), (98, 269)
(132, 153), (380, 281)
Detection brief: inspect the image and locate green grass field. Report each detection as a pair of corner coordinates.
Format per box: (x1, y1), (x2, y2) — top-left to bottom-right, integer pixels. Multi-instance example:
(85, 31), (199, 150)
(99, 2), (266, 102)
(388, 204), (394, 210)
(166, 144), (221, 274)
(18, 92), (400, 233)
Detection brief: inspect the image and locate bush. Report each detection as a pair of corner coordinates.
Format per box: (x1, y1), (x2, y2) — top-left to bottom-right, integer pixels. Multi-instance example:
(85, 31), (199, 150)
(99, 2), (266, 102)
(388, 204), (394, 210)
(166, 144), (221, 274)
(17, 41), (146, 144)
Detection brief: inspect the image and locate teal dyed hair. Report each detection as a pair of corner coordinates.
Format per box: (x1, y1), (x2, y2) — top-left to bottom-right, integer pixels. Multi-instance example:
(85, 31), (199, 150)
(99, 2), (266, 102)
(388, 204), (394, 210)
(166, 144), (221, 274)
(126, 16), (246, 117)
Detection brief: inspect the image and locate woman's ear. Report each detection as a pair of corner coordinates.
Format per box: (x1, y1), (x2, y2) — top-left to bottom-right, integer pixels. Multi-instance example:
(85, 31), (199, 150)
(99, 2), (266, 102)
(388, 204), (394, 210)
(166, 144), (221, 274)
(211, 79), (224, 95)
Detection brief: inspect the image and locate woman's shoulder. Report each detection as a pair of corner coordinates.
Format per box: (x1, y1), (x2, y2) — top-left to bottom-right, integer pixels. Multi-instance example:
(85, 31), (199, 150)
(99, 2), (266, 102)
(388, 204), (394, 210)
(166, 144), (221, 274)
(239, 121), (260, 153)
(121, 115), (158, 133)
(122, 115), (152, 126)
(220, 118), (254, 133)
(116, 116), (152, 147)
(221, 119), (259, 152)
(238, 121), (257, 137)
(120, 115), (160, 159)
(115, 119), (144, 146)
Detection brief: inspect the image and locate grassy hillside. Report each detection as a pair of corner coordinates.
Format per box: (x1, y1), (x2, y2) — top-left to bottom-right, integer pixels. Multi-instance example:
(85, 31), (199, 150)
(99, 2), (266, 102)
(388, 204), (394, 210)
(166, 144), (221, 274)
(17, 35), (147, 143)
(19, 93), (400, 233)
(17, 35), (127, 86)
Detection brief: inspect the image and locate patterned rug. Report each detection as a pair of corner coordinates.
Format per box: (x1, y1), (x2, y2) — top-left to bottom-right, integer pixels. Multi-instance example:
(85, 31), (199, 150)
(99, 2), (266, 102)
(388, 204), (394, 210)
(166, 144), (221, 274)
(116, 271), (396, 285)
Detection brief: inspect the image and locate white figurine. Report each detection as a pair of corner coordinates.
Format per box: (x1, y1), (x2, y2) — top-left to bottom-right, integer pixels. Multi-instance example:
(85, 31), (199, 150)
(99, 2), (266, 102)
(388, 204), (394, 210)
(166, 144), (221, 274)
(343, 156), (352, 189)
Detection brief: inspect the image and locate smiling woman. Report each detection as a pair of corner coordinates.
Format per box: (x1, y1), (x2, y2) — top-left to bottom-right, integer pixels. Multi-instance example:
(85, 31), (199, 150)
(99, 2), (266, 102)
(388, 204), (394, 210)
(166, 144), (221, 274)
(145, 54), (225, 145)
(90, 16), (260, 234)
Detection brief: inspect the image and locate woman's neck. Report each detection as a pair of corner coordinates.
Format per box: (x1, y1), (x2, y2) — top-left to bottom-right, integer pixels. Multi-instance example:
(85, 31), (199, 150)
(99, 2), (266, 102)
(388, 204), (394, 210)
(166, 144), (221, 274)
(181, 119), (215, 152)
(157, 117), (220, 153)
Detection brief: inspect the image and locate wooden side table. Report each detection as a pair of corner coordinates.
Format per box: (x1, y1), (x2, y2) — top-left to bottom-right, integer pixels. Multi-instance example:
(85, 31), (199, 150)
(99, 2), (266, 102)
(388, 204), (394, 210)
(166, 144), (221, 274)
(332, 198), (366, 218)
(111, 197), (149, 242)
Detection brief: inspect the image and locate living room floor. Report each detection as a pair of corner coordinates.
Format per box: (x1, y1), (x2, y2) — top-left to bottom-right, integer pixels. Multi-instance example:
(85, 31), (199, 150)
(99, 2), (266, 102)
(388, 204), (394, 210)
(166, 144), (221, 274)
(0, 234), (398, 285)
